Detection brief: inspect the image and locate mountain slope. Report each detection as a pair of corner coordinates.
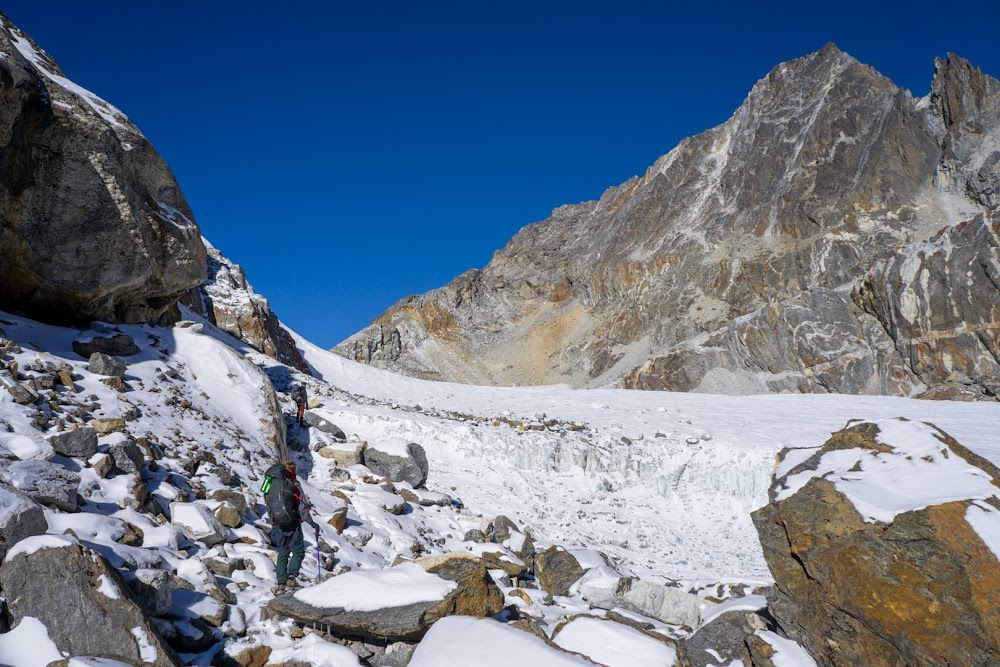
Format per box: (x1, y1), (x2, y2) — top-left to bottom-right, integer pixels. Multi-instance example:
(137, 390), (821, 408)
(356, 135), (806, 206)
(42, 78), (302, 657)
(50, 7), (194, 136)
(335, 45), (1000, 400)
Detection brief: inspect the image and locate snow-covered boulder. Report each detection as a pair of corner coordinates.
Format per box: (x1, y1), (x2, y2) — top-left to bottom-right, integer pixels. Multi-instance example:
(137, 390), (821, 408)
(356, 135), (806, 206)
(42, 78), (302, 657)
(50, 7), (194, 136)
(269, 554), (503, 642)
(169, 501), (229, 547)
(363, 437), (428, 488)
(269, 562), (460, 641)
(0, 459), (80, 511)
(318, 440), (367, 467)
(753, 419), (1000, 667)
(47, 426), (98, 459)
(0, 539), (181, 666)
(577, 573), (701, 628)
(409, 616), (601, 666)
(303, 410), (347, 439)
(552, 615), (679, 667)
(0, 482), (47, 560)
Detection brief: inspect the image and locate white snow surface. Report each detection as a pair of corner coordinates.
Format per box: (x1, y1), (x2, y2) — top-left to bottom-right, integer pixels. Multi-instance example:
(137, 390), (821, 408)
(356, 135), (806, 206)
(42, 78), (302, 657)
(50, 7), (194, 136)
(2, 306), (1000, 664)
(776, 419), (1000, 523)
(0, 616), (64, 667)
(3, 534), (78, 562)
(288, 326), (1000, 581)
(553, 616), (677, 667)
(409, 616), (599, 666)
(265, 633), (362, 666)
(293, 563), (456, 611)
(370, 436), (412, 457)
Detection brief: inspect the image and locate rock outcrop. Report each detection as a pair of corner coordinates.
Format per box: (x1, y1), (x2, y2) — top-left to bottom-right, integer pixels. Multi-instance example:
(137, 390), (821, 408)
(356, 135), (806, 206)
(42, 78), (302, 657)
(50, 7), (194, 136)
(335, 46), (1000, 400)
(363, 438), (429, 488)
(0, 13), (206, 325)
(0, 483), (46, 560)
(0, 540), (181, 667)
(183, 240), (310, 373)
(753, 419), (1000, 666)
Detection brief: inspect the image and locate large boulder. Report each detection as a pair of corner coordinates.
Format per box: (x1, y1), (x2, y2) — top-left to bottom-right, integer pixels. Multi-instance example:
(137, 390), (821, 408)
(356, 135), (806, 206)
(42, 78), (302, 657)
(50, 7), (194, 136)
(87, 352), (127, 378)
(303, 411), (347, 439)
(0, 16), (206, 326)
(680, 608), (769, 667)
(552, 615), (679, 667)
(47, 426), (98, 459)
(752, 418), (1000, 666)
(535, 546), (585, 597)
(169, 501), (229, 547)
(317, 440), (367, 468)
(0, 539), (181, 667)
(0, 482), (47, 560)
(0, 459), (80, 511)
(268, 554), (503, 642)
(363, 438), (429, 488)
(577, 574), (702, 628)
(73, 335), (140, 358)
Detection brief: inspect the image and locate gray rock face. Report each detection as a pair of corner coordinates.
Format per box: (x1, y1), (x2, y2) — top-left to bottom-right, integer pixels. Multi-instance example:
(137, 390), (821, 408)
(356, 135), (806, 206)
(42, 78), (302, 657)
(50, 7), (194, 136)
(48, 426), (98, 459)
(125, 568), (173, 617)
(0, 15), (206, 325)
(88, 352), (126, 378)
(73, 335), (140, 358)
(0, 543), (181, 667)
(110, 441), (144, 475)
(182, 242), (310, 373)
(680, 609), (768, 667)
(0, 482), (46, 560)
(303, 411), (347, 439)
(364, 440), (429, 488)
(0, 459), (80, 511)
(169, 501), (229, 547)
(535, 546), (584, 597)
(334, 46), (1000, 400)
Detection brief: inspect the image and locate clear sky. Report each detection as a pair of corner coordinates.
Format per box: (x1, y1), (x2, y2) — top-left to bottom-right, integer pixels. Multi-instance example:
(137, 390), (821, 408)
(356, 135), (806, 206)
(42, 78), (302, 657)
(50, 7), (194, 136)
(4, 1), (999, 347)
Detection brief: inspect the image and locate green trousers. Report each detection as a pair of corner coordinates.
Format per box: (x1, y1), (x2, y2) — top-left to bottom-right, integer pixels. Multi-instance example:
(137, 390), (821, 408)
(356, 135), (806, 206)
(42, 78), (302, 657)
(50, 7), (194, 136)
(272, 522), (305, 584)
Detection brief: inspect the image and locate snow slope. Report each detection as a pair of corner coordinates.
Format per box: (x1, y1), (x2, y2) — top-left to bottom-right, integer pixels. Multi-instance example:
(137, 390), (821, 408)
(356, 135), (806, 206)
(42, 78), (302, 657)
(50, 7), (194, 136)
(290, 327), (1000, 581)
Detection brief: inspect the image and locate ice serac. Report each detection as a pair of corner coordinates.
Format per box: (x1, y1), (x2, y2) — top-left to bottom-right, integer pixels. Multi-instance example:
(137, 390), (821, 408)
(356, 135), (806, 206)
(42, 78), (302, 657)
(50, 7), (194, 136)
(752, 420), (1000, 666)
(182, 240), (310, 374)
(335, 45), (1000, 399)
(0, 13), (206, 325)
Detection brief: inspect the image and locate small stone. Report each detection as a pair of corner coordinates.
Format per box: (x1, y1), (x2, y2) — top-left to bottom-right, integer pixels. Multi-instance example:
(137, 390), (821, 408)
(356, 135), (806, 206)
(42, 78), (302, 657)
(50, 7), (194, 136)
(87, 352), (126, 378)
(90, 418), (126, 436)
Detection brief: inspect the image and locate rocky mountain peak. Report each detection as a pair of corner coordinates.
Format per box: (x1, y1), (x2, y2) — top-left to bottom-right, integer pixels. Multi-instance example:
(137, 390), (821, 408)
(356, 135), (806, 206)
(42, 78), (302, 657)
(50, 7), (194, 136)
(336, 46), (1000, 400)
(930, 52), (1000, 130)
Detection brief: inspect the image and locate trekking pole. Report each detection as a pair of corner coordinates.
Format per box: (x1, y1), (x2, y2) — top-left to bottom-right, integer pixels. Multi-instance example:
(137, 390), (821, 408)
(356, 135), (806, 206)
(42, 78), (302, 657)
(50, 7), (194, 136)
(315, 526), (322, 582)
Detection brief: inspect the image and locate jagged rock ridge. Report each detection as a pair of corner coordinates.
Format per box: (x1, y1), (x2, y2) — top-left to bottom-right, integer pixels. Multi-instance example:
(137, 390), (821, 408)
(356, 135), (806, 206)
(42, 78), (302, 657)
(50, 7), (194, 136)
(336, 44), (1000, 399)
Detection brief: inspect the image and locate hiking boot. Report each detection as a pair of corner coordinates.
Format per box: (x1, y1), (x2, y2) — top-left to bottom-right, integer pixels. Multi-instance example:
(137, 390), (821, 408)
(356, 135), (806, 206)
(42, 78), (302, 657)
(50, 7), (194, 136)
(285, 578), (300, 590)
(271, 583), (287, 595)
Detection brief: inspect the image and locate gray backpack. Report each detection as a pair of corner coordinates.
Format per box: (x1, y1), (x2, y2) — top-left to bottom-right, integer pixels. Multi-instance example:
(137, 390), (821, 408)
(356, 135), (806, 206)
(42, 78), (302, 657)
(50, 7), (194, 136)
(261, 464), (297, 526)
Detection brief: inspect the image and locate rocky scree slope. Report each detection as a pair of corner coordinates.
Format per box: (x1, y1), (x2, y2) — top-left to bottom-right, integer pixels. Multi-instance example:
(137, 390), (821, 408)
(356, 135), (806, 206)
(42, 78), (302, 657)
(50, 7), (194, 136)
(336, 44), (1000, 400)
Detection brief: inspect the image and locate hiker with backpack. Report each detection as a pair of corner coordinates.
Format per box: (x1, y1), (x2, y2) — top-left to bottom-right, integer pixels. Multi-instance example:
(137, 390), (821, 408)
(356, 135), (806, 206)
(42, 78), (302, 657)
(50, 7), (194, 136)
(292, 384), (307, 427)
(261, 460), (319, 591)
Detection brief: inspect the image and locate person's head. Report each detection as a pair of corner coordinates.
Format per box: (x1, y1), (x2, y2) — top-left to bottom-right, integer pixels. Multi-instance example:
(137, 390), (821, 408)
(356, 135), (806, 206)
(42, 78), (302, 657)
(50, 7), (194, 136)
(284, 460), (297, 476)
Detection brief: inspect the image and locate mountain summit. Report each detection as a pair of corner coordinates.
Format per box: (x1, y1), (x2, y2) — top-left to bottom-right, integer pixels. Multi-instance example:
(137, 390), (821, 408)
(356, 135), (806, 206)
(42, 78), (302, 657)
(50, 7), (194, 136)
(336, 45), (1000, 400)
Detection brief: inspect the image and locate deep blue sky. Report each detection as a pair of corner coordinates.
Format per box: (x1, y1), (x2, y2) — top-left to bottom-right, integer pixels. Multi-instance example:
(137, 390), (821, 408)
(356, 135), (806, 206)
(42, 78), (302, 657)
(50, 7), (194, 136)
(5, 2), (999, 347)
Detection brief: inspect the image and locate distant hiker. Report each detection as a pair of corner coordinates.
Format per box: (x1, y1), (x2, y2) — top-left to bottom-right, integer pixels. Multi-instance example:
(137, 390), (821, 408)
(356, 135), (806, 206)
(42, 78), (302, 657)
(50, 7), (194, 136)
(292, 384), (307, 427)
(261, 460), (318, 591)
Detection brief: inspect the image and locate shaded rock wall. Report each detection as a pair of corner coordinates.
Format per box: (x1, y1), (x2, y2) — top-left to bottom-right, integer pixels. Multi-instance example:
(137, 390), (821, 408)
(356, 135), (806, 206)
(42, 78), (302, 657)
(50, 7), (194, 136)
(0, 13), (206, 325)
